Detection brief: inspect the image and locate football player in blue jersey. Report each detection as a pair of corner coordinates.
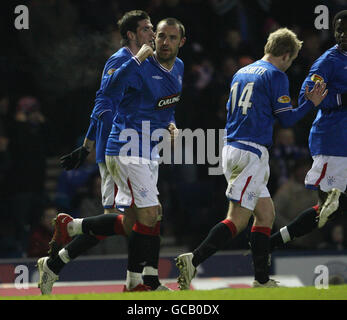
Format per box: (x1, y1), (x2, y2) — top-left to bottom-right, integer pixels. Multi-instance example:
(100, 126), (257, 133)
(269, 10), (347, 252)
(176, 27), (328, 289)
(37, 11), (176, 294)
(101, 17), (185, 292)
(38, 17), (185, 293)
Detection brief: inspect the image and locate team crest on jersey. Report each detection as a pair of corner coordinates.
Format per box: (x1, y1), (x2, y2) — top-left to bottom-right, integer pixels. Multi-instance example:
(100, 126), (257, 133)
(277, 95), (291, 103)
(107, 68), (116, 75)
(327, 176), (336, 186)
(311, 74), (324, 82)
(156, 93), (181, 110)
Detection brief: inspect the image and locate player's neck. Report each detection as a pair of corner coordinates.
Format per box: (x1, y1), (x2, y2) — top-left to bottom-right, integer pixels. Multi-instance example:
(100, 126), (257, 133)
(262, 54), (285, 72)
(154, 52), (175, 71)
(126, 44), (140, 56)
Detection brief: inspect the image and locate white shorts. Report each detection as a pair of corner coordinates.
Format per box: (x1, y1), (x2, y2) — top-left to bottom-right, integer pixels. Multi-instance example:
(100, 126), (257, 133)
(105, 156), (159, 208)
(305, 155), (347, 192)
(98, 162), (117, 209)
(222, 141), (270, 211)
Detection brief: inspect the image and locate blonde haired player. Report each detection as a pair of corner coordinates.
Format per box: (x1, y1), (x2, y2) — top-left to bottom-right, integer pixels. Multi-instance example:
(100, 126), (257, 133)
(176, 28), (327, 289)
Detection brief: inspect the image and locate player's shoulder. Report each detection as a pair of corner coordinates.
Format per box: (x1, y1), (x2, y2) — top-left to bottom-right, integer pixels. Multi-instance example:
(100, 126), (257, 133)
(175, 56), (184, 66)
(312, 46), (340, 67)
(174, 57), (184, 71)
(106, 47), (133, 66)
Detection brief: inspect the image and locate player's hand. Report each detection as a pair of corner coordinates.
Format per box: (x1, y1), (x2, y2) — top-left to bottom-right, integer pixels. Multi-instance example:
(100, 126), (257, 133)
(135, 44), (154, 63)
(168, 123), (179, 146)
(305, 80), (328, 107)
(59, 146), (90, 170)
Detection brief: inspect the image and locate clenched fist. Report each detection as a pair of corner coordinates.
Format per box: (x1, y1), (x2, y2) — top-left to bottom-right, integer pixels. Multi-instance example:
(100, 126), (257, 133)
(135, 44), (154, 63)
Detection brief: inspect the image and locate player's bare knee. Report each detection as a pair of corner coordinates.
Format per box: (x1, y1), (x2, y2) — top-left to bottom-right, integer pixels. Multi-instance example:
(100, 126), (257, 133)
(157, 202), (163, 221)
(123, 213), (136, 233)
(136, 206), (159, 227)
(254, 211), (275, 227)
(226, 201), (252, 234)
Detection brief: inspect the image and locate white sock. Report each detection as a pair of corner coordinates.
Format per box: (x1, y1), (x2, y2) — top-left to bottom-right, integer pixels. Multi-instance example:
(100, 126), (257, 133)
(126, 271), (143, 289)
(58, 248), (71, 264)
(280, 226), (291, 243)
(142, 266), (158, 276)
(67, 218), (83, 237)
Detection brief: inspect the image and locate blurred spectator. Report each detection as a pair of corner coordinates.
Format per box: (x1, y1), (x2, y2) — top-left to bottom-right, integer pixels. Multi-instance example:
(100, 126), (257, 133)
(273, 159), (323, 249)
(217, 55), (240, 86)
(190, 59), (215, 91)
(318, 224), (346, 251)
(27, 205), (57, 258)
(7, 96), (52, 256)
(269, 127), (310, 193)
(0, 93), (15, 257)
(55, 145), (98, 215)
(0, 93), (11, 199)
(78, 173), (104, 218)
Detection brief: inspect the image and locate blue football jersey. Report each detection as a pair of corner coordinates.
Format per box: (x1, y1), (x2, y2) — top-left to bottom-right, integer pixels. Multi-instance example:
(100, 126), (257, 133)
(225, 60), (314, 148)
(85, 47), (134, 163)
(103, 55), (183, 159)
(299, 45), (347, 157)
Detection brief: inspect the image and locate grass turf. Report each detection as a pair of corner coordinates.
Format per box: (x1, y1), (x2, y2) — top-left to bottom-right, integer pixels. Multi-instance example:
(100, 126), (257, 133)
(3, 285), (347, 300)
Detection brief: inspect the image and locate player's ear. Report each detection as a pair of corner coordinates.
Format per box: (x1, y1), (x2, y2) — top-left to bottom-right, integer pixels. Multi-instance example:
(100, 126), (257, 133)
(127, 30), (136, 42)
(179, 36), (186, 48)
(282, 52), (291, 62)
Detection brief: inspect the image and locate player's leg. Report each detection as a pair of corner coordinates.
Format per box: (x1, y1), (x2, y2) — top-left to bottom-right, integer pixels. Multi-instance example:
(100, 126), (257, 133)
(38, 164), (126, 294)
(38, 212), (126, 294)
(107, 155), (165, 291)
(176, 201), (252, 290)
(142, 203), (166, 290)
(176, 144), (261, 289)
(270, 190), (346, 251)
(252, 197), (277, 287)
(269, 204), (319, 252)
(194, 201), (251, 267)
(270, 155), (347, 251)
(306, 156), (345, 227)
(125, 204), (160, 291)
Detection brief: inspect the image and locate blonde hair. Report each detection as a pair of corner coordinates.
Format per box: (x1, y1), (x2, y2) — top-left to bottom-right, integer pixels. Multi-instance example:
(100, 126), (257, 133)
(264, 28), (303, 58)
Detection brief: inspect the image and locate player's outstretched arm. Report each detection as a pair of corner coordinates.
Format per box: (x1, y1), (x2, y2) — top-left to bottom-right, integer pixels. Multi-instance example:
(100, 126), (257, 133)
(59, 144), (90, 170)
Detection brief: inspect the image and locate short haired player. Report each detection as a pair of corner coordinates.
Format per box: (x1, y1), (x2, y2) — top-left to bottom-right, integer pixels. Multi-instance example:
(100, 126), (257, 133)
(175, 28), (327, 289)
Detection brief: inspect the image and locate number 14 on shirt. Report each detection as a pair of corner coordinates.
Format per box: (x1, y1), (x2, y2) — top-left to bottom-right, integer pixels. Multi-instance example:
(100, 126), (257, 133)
(228, 82), (255, 115)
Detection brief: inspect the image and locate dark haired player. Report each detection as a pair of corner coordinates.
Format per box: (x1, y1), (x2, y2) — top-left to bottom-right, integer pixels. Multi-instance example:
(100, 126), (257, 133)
(37, 11), (174, 294)
(38, 17), (186, 293)
(270, 10), (347, 251)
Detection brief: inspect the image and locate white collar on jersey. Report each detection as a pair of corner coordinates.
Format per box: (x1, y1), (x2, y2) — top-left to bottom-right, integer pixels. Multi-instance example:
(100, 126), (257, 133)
(125, 46), (135, 56)
(153, 54), (174, 73)
(124, 46), (175, 72)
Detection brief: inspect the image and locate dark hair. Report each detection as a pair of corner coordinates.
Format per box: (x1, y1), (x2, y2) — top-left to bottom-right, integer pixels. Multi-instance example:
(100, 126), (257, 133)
(117, 10), (150, 46)
(157, 17), (186, 39)
(333, 10), (347, 29)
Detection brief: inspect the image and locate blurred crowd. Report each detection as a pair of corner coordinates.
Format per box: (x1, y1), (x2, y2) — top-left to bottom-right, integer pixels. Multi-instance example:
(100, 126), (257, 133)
(0, 0), (346, 258)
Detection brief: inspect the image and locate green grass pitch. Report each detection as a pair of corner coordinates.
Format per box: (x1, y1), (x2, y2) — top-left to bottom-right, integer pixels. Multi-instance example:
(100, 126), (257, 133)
(3, 285), (347, 300)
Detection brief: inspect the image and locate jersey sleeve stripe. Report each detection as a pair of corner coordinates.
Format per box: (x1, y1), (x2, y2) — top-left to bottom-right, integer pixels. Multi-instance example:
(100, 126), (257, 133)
(273, 106), (293, 114)
(132, 56), (142, 66)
